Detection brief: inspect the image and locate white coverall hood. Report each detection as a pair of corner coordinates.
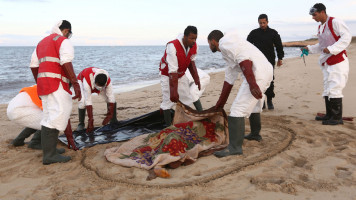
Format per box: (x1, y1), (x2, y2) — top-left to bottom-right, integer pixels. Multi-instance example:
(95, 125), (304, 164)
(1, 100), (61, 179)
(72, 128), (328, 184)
(51, 20), (64, 36)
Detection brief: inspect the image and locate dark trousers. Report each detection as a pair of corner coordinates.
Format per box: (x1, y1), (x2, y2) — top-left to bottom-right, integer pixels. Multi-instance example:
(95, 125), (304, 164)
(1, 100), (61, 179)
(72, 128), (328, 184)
(265, 64), (275, 100)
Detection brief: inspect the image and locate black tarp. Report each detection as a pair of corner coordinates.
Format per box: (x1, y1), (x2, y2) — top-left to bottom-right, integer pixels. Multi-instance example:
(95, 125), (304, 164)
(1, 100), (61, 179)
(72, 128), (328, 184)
(58, 109), (174, 150)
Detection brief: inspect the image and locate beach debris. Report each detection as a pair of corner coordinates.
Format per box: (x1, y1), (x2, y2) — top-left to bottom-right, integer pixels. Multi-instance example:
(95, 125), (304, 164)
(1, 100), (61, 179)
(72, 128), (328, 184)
(146, 167), (171, 180)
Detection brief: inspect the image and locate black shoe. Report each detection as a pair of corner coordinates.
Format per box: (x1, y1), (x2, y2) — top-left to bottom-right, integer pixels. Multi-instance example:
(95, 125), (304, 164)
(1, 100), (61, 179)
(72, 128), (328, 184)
(27, 130), (42, 149)
(267, 100), (274, 110)
(315, 96), (331, 121)
(109, 102), (120, 125)
(193, 99), (203, 112)
(322, 98), (343, 126)
(244, 113), (262, 142)
(76, 108), (86, 131)
(163, 109), (172, 127)
(214, 146), (242, 158)
(262, 102), (266, 109)
(214, 117), (245, 157)
(315, 115), (330, 121)
(322, 119), (344, 125)
(41, 126), (71, 165)
(244, 133), (262, 142)
(12, 128), (36, 146)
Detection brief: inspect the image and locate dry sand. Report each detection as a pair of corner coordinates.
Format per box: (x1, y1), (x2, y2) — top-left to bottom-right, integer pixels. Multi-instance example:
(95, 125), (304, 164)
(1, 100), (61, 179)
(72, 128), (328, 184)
(1, 42), (355, 200)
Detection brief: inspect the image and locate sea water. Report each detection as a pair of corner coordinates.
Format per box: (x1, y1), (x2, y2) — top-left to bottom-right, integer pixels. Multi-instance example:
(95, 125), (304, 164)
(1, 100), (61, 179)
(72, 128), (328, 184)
(0, 46), (301, 104)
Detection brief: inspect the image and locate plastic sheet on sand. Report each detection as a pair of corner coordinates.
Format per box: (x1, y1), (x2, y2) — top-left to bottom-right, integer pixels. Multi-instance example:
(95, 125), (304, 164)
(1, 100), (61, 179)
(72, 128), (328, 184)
(58, 109), (174, 149)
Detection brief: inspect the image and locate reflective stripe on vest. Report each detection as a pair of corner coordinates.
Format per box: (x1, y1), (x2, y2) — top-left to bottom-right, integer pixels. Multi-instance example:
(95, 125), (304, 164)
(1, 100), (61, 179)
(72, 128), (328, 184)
(38, 56), (60, 64)
(53, 35), (61, 41)
(38, 72), (70, 83)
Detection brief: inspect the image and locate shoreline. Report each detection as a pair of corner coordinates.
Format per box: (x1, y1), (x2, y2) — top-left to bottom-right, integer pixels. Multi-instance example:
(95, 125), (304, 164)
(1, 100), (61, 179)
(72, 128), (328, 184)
(282, 38), (318, 47)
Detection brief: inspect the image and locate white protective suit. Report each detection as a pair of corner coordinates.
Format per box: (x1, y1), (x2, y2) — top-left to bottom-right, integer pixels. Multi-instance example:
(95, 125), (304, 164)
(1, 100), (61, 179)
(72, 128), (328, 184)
(7, 91), (42, 130)
(160, 34), (200, 110)
(29, 21), (74, 131)
(307, 16), (351, 98)
(220, 31), (273, 117)
(78, 68), (115, 109)
(185, 68), (210, 102)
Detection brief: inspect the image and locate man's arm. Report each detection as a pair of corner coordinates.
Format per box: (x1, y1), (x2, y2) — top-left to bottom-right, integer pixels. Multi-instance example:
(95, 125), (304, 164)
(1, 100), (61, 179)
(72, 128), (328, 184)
(239, 60), (262, 99)
(246, 31), (255, 44)
(102, 82), (116, 125)
(166, 43), (179, 102)
(82, 78), (94, 133)
(273, 30), (284, 66)
(166, 43), (179, 73)
(105, 82), (116, 104)
(59, 39), (81, 100)
(188, 61), (201, 90)
(82, 79), (93, 106)
(59, 39), (74, 65)
(29, 49), (39, 83)
(306, 43), (321, 54)
(62, 62), (81, 100)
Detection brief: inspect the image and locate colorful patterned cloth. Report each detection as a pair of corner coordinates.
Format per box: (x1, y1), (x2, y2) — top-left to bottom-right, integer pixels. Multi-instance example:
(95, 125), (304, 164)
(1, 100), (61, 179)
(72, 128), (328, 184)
(104, 102), (228, 170)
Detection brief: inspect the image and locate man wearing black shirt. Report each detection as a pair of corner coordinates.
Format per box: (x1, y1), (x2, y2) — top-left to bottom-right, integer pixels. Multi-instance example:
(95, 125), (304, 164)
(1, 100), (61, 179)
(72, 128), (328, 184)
(247, 14), (284, 110)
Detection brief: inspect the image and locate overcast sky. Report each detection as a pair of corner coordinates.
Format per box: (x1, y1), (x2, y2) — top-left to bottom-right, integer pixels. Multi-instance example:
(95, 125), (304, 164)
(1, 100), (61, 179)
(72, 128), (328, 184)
(0, 0), (355, 46)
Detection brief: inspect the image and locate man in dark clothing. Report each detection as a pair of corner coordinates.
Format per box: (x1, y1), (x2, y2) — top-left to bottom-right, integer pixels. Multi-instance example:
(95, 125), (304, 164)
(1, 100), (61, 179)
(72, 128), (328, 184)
(247, 14), (284, 110)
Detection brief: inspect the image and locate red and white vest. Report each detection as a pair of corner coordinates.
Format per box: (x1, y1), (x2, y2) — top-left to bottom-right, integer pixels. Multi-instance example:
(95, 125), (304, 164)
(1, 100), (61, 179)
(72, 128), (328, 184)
(159, 39), (197, 78)
(36, 34), (71, 95)
(77, 67), (111, 94)
(318, 17), (347, 66)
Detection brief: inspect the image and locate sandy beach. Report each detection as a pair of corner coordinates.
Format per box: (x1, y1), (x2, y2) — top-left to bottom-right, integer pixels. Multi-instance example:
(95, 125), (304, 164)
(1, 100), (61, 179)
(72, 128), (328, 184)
(1, 41), (355, 200)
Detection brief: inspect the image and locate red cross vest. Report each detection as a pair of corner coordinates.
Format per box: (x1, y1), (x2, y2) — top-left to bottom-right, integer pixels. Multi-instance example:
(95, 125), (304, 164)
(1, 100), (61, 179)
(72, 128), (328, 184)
(318, 17), (347, 66)
(77, 67), (111, 94)
(159, 39), (197, 78)
(36, 34), (71, 96)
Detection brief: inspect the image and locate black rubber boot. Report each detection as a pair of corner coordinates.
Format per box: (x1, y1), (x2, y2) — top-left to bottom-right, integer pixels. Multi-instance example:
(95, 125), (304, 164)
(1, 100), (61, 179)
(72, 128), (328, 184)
(76, 108), (86, 131)
(322, 98), (343, 125)
(27, 130), (42, 149)
(245, 113), (262, 142)
(109, 102), (120, 125)
(163, 109), (172, 127)
(41, 126), (71, 165)
(214, 117), (244, 157)
(315, 96), (331, 121)
(267, 98), (274, 110)
(193, 99), (203, 112)
(28, 130), (65, 154)
(11, 127), (36, 146)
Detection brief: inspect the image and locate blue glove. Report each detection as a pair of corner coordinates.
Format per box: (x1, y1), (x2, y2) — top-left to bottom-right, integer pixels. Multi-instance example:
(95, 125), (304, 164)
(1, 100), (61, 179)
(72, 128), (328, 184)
(301, 48), (309, 57)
